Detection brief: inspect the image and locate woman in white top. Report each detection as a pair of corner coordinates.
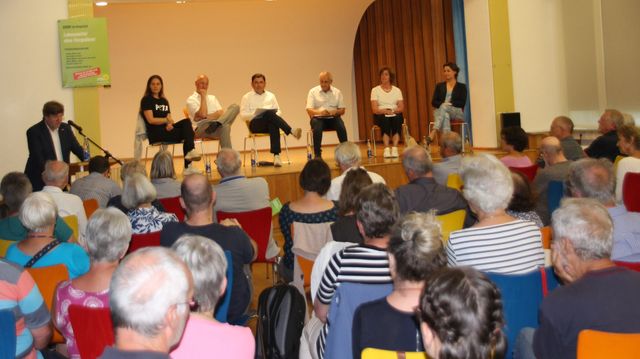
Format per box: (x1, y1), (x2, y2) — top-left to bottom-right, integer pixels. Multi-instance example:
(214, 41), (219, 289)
(371, 67), (404, 158)
(616, 124), (640, 202)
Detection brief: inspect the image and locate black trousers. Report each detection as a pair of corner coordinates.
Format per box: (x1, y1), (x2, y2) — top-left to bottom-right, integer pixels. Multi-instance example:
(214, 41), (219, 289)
(146, 118), (195, 167)
(249, 111), (292, 154)
(373, 113), (404, 136)
(310, 116), (348, 157)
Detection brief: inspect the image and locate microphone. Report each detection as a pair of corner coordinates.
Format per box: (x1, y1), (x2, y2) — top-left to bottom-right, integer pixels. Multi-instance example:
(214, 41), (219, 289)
(68, 120), (83, 132)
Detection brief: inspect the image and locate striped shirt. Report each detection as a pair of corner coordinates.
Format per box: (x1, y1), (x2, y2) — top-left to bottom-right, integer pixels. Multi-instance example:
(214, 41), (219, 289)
(446, 220), (545, 274)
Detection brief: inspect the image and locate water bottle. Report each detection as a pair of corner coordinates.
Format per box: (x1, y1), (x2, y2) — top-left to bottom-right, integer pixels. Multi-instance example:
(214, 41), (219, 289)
(82, 137), (90, 161)
(306, 143), (312, 161)
(366, 139), (373, 158)
(251, 148), (257, 168)
(205, 158), (211, 175)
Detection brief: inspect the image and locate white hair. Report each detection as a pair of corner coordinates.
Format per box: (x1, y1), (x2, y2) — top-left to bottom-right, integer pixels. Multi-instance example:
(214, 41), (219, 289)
(334, 142), (361, 168)
(121, 173), (157, 209)
(215, 148), (242, 177)
(461, 154), (513, 213)
(83, 208), (132, 262)
(19, 192), (57, 233)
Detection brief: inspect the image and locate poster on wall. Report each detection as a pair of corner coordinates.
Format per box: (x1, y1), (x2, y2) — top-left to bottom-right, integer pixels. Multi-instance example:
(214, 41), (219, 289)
(58, 18), (110, 88)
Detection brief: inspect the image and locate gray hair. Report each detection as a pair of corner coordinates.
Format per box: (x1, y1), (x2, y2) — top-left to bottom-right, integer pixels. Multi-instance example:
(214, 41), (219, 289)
(334, 142), (361, 168)
(120, 161), (147, 182)
(19, 192), (57, 233)
(356, 183), (399, 239)
(553, 116), (574, 133)
(172, 234), (227, 313)
(150, 151), (176, 180)
(84, 208), (132, 262)
(122, 173), (157, 209)
(461, 154), (513, 213)
(1, 172), (32, 212)
(110, 247), (191, 337)
(440, 132), (462, 154)
(215, 148), (242, 177)
(567, 158), (615, 205)
(42, 161), (69, 185)
(402, 145), (433, 176)
(604, 109), (624, 129)
(552, 198), (612, 260)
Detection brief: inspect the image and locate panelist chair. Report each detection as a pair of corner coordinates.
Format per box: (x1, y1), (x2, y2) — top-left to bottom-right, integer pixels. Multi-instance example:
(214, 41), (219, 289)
(428, 118), (469, 152)
(243, 120), (291, 167)
(306, 129), (338, 157)
(369, 123), (409, 157)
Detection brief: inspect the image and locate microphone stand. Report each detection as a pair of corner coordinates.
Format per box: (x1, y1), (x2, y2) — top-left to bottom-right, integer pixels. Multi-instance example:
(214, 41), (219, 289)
(73, 126), (124, 166)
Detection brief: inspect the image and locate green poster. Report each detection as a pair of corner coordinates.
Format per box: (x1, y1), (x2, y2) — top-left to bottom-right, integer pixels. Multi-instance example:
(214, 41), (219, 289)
(58, 18), (110, 88)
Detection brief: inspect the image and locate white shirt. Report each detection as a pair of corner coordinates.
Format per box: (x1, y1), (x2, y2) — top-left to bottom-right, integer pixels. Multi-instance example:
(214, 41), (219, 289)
(240, 90), (282, 121)
(326, 166), (386, 201)
(306, 85), (345, 111)
(616, 156), (640, 203)
(186, 91), (223, 122)
(370, 85), (403, 111)
(49, 127), (63, 161)
(41, 186), (88, 240)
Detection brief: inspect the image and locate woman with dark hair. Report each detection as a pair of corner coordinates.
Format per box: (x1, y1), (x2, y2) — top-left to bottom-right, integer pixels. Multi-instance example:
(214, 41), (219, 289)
(615, 124), (640, 202)
(500, 126), (532, 167)
(418, 267), (506, 359)
(279, 159), (338, 281)
(507, 171), (543, 228)
(371, 67), (405, 158)
(330, 168), (373, 244)
(140, 74), (200, 170)
(429, 62), (467, 145)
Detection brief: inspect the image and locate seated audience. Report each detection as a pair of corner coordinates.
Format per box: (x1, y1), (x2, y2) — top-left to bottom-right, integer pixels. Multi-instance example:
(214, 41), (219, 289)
(615, 124), (640, 202)
(53, 208), (131, 359)
(0, 258), (52, 359)
(499, 126), (533, 168)
(507, 171), (543, 228)
(585, 109), (623, 162)
(549, 116), (585, 161)
(101, 247), (192, 358)
(418, 267), (506, 359)
(530, 198), (640, 358)
(279, 159), (338, 282)
(170, 234), (254, 358)
(0, 172), (73, 242)
(532, 136), (571, 225)
(5, 192), (89, 278)
(330, 168), (372, 244)
(326, 141), (385, 201)
(107, 160), (166, 213)
(432, 131), (463, 185)
(150, 150), (182, 199)
(352, 211), (446, 357)
(41, 160), (88, 239)
(566, 158), (640, 262)
(446, 154), (545, 273)
(123, 173), (177, 234)
(160, 173), (256, 324)
(70, 155), (121, 208)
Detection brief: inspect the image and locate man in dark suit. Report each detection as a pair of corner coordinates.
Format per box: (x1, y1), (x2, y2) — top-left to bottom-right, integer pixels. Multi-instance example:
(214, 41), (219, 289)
(24, 101), (84, 191)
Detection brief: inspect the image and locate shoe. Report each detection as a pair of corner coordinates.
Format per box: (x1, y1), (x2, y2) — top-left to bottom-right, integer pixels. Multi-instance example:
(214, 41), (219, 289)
(183, 165), (202, 175)
(185, 149), (202, 161)
(291, 128), (302, 140)
(274, 154), (282, 167)
(383, 147), (391, 158)
(391, 147), (399, 158)
(205, 121), (221, 134)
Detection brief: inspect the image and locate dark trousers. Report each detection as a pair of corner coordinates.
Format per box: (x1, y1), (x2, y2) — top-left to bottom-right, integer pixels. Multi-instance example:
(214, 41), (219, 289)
(310, 116), (348, 156)
(249, 111), (292, 154)
(146, 118), (195, 167)
(373, 113), (404, 136)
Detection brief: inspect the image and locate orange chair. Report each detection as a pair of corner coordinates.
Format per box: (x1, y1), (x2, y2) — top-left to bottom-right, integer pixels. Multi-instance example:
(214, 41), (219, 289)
(540, 226), (552, 249)
(622, 172), (640, 212)
(127, 231), (161, 254)
(26, 264), (70, 344)
(82, 199), (99, 219)
(296, 255), (314, 290)
(69, 305), (114, 359)
(509, 165), (539, 183)
(158, 196), (186, 222)
(577, 329), (640, 359)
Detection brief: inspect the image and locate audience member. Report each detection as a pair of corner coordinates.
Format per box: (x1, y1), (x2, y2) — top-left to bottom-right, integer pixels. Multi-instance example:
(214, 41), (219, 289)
(326, 141), (385, 201)
(170, 234), (255, 359)
(566, 158), (640, 262)
(585, 109), (623, 162)
(446, 154), (545, 273)
(615, 124), (640, 202)
(371, 67), (405, 158)
(5, 192), (89, 278)
(107, 160), (166, 213)
(532, 136), (571, 225)
(53, 208), (131, 359)
(70, 155), (121, 207)
(432, 131), (463, 185)
(418, 267), (506, 359)
(507, 171), (543, 228)
(150, 150), (181, 199)
(213, 148), (279, 259)
(549, 116), (585, 161)
(160, 173), (256, 324)
(41, 160), (88, 239)
(0, 172), (73, 242)
(0, 258), (51, 359)
(499, 126), (533, 168)
(306, 71), (348, 158)
(352, 211), (446, 357)
(101, 247), (193, 358)
(122, 173), (177, 234)
(330, 168), (372, 244)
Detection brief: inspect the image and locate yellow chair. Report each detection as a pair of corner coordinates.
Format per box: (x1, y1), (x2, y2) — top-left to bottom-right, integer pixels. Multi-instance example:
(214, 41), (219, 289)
(577, 329), (640, 359)
(62, 215), (79, 242)
(446, 173), (463, 191)
(0, 238), (13, 257)
(26, 264), (70, 344)
(243, 120), (290, 166)
(614, 155), (624, 171)
(361, 348), (428, 359)
(436, 209), (466, 243)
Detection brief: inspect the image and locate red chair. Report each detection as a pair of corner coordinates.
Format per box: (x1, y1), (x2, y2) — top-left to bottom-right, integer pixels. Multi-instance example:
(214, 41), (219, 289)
(127, 231), (161, 254)
(615, 261), (640, 272)
(158, 196), (186, 222)
(622, 172), (640, 212)
(68, 305), (114, 359)
(509, 164), (539, 183)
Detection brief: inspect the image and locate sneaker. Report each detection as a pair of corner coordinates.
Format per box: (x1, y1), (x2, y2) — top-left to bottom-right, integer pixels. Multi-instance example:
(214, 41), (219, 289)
(291, 128), (302, 140)
(391, 147), (399, 158)
(383, 147), (391, 158)
(205, 121), (221, 134)
(183, 165), (202, 175)
(185, 149), (202, 161)
(274, 154), (283, 167)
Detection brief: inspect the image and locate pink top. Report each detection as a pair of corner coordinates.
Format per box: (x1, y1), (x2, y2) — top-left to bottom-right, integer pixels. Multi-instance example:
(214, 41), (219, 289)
(54, 280), (110, 359)
(500, 155), (533, 168)
(171, 314), (255, 359)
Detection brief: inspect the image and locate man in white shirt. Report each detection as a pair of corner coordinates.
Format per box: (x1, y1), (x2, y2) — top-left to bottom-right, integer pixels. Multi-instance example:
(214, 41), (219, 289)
(41, 160), (87, 239)
(306, 71), (348, 158)
(240, 73), (302, 167)
(186, 74), (239, 149)
(326, 142), (385, 201)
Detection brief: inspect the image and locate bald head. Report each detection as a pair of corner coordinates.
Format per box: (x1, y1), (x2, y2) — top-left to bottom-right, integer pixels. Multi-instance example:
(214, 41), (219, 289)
(42, 160), (69, 188)
(402, 145), (433, 179)
(540, 136), (566, 166)
(195, 74), (209, 91)
(319, 71), (333, 92)
(180, 174), (214, 214)
(215, 148), (242, 178)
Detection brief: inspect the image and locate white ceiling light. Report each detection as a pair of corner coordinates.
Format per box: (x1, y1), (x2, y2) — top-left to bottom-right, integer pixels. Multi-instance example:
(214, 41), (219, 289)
(95, 1), (108, 6)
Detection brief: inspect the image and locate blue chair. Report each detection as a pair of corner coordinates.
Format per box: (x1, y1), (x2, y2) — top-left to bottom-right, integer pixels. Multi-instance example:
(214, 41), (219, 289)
(486, 267), (560, 359)
(214, 250), (233, 323)
(323, 282), (393, 359)
(0, 309), (16, 359)
(547, 180), (564, 218)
